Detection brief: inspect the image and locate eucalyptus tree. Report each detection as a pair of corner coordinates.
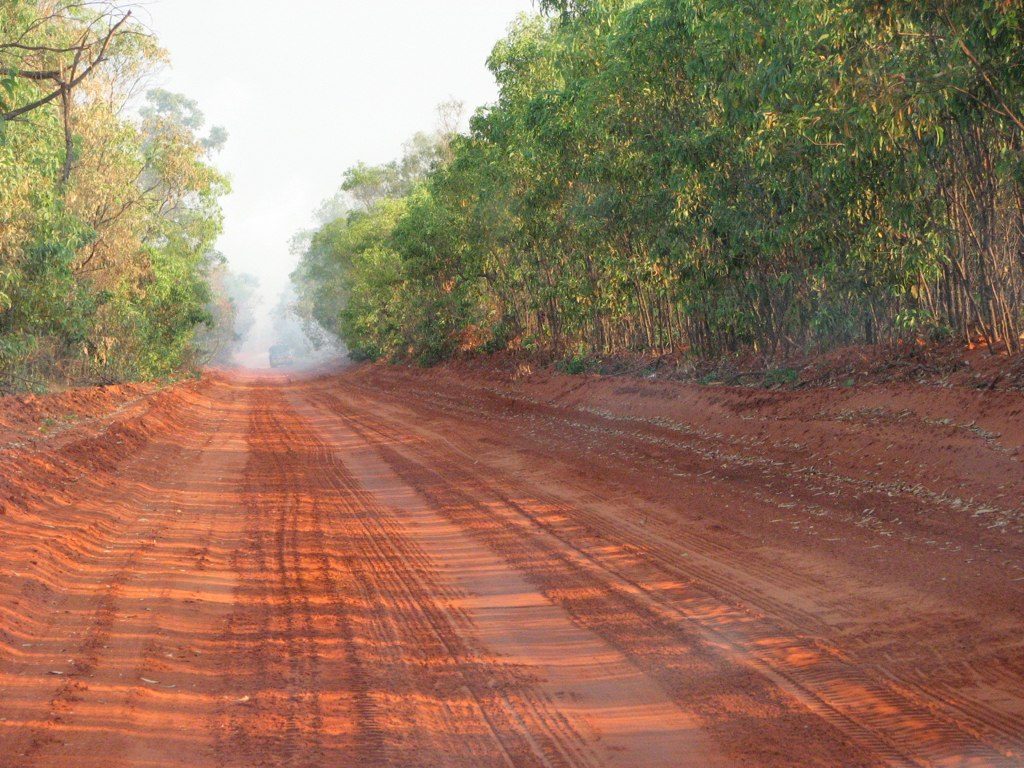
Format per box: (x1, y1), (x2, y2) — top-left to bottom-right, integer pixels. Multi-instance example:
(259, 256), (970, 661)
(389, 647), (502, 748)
(294, 0), (1024, 366)
(1, 1), (229, 389)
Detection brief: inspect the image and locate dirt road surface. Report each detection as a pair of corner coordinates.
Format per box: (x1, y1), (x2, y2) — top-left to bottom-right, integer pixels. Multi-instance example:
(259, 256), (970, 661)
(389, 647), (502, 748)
(1, 366), (1022, 767)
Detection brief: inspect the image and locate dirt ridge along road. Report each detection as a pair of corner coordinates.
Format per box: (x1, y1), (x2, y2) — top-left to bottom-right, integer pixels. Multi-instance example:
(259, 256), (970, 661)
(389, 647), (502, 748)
(0, 378), (249, 767)
(1, 367), (1022, 767)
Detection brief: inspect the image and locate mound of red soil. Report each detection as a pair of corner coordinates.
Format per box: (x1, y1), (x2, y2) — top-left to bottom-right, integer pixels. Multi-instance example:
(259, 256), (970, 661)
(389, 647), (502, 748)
(0, 382), (160, 448)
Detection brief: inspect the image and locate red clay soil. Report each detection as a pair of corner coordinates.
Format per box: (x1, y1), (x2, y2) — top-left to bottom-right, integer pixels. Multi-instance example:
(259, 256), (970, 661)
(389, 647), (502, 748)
(0, 382), (160, 447)
(0, 364), (1022, 767)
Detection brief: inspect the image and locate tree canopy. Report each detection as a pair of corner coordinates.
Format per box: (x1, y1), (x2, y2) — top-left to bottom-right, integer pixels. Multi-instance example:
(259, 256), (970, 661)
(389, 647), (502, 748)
(293, 1), (1024, 367)
(1, 1), (235, 389)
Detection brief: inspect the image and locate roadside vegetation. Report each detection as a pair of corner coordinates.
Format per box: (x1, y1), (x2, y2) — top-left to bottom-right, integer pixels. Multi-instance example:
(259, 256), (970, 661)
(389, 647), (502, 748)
(293, 0), (1024, 369)
(1, 1), (236, 391)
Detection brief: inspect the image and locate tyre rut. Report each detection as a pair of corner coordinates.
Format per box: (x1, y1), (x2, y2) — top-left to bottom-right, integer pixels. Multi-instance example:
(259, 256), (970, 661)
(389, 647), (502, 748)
(317, 382), (1020, 767)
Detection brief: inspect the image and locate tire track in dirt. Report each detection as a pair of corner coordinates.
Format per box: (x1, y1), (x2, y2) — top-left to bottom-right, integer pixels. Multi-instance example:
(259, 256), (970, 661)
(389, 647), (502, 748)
(4, 511), (174, 767)
(400, 379), (1024, 754)
(213, 392), (348, 767)
(318, 381), (1021, 767)
(336, 370), (1024, 757)
(224, 386), (593, 767)
(269, 384), (603, 768)
(359, 374), (1024, 545)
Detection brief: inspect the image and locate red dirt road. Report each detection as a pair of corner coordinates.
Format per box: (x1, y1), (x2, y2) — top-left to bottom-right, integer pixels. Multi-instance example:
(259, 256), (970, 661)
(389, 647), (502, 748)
(1, 366), (1022, 767)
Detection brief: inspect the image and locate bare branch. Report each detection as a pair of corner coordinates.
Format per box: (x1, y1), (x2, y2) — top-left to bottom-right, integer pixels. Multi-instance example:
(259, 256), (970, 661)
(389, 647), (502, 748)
(0, 11), (131, 122)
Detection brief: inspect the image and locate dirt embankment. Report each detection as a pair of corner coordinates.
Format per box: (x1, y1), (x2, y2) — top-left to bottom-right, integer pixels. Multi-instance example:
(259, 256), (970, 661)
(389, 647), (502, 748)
(0, 382), (160, 444)
(0, 378), (212, 515)
(0, 375), (253, 768)
(362, 357), (1024, 535)
(0, 377), (216, 641)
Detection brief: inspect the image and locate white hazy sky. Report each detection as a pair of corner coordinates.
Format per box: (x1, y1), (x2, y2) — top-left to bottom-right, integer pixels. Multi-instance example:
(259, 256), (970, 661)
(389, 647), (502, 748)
(140, 0), (536, 302)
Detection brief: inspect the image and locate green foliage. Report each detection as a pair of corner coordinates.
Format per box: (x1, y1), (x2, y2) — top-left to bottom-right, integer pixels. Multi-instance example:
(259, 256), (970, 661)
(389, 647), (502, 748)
(763, 367), (799, 388)
(0, 4), (229, 390)
(557, 351), (593, 375)
(295, 1), (1024, 366)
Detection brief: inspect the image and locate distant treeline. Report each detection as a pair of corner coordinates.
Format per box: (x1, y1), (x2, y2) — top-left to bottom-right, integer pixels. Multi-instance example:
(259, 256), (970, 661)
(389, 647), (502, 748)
(1, 2), (233, 391)
(296, 0), (1024, 365)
